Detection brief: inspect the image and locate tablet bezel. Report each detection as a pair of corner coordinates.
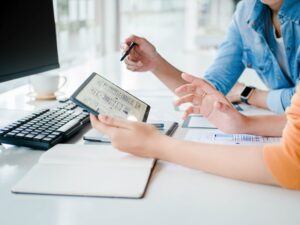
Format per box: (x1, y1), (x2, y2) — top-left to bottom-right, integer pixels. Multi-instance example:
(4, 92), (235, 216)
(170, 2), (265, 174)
(70, 72), (151, 122)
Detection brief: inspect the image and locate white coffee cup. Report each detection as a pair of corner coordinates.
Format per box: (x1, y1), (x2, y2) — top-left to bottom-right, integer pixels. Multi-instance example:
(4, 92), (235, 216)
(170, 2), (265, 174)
(29, 74), (67, 97)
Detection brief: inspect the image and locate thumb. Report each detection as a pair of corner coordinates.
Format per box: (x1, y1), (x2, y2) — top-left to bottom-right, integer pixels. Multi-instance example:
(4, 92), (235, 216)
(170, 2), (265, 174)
(181, 73), (200, 83)
(181, 73), (215, 93)
(125, 34), (144, 46)
(98, 115), (132, 129)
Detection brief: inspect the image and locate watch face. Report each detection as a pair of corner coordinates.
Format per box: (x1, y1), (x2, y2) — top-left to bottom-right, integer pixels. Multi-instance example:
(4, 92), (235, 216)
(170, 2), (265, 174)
(241, 86), (253, 97)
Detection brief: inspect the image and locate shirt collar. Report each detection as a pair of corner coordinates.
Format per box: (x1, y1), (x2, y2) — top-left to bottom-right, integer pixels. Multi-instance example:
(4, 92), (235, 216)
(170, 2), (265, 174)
(247, 1), (269, 31)
(247, 0), (300, 27)
(279, 0), (300, 24)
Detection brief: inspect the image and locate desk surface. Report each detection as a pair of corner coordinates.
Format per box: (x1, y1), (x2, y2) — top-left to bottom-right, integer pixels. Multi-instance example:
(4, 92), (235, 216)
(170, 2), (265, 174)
(1, 88), (300, 225)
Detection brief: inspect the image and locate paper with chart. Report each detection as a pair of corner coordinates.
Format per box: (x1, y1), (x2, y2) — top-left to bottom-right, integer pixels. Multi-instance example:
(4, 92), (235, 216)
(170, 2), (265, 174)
(76, 74), (148, 121)
(184, 129), (281, 145)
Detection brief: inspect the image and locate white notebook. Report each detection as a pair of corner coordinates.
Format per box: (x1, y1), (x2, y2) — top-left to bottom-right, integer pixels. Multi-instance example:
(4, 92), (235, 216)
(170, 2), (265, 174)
(12, 144), (155, 198)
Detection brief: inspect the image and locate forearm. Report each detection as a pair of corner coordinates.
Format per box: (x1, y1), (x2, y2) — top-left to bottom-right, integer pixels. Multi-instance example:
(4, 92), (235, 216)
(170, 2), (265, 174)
(155, 135), (277, 186)
(152, 54), (186, 92)
(243, 114), (286, 136)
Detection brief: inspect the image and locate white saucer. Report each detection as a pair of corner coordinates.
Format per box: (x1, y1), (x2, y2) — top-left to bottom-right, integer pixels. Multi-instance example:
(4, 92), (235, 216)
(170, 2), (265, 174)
(26, 91), (64, 100)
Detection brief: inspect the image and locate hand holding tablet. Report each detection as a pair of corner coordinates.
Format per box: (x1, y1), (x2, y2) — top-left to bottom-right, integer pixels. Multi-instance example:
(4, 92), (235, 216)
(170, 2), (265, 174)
(70, 73), (150, 122)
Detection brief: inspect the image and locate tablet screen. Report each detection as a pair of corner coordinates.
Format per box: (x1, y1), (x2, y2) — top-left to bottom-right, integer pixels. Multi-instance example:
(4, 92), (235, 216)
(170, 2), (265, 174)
(72, 73), (150, 122)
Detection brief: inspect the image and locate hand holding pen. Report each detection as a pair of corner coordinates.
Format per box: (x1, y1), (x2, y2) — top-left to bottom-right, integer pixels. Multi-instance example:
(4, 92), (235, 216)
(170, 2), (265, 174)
(120, 42), (137, 61)
(120, 35), (160, 72)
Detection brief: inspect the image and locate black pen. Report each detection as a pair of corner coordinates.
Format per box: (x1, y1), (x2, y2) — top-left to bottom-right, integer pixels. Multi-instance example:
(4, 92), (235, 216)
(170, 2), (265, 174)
(120, 42), (137, 61)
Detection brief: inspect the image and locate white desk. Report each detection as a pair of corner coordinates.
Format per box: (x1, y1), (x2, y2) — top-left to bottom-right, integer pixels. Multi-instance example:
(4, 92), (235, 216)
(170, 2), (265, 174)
(1, 85), (300, 225)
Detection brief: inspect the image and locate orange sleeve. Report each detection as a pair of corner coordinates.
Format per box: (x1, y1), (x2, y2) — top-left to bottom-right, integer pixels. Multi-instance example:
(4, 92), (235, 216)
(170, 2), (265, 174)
(263, 84), (300, 190)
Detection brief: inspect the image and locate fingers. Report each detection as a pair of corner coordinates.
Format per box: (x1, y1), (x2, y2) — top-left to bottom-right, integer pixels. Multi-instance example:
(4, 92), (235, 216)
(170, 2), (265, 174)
(120, 42), (141, 59)
(124, 55), (143, 71)
(181, 72), (199, 83)
(126, 65), (139, 71)
(124, 34), (145, 46)
(174, 84), (196, 96)
(125, 46), (141, 60)
(181, 73), (215, 93)
(182, 106), (201, 120)
(175, 84), (206, 97)
(124, 58), (143, 67)
(90, 114), (115, 137)
(120, 43), (129, 51)
(122, 35), (151, 56)
(121, 42), (141, 60)
(121, 35), (146, 55)
(125, 58), (143, 71)
(98, 115), (133, 129)
(175, 94), (202, 106)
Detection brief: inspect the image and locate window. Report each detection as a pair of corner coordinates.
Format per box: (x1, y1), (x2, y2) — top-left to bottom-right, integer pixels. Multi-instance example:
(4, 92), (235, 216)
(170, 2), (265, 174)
(54, 0), (104, 67)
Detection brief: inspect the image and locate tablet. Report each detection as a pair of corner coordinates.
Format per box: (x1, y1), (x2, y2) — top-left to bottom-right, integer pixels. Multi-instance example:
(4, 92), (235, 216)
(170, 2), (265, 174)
(70, 72), (150, 122)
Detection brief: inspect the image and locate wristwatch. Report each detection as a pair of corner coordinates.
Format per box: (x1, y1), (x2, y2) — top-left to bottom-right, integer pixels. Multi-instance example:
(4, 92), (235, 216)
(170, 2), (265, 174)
(240, 86), (256, 104)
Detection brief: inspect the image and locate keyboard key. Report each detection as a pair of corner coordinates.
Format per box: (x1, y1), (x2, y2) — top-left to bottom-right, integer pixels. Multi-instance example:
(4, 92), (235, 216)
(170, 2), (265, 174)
(25, 134), (36, 139)
(57, 119), (80, 132)
(16, 133), (25, 138)
(33, 134), (46, 141)
(2, 127), (12, 132)
(4, 132), (16, 137)
(47, 134), (56, 139)
(42, 137), (53, 142)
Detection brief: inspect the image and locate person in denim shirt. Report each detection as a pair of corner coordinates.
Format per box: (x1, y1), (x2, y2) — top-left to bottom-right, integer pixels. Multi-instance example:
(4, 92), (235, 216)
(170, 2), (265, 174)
(121, 0), (299, 135)
(204, 0), (300, 114)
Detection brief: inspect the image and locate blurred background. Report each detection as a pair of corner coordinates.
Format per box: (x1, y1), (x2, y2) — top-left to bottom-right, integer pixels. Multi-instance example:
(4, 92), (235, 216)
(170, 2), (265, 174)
(53, 0), (238, 65)
(5, 0), (266, 96)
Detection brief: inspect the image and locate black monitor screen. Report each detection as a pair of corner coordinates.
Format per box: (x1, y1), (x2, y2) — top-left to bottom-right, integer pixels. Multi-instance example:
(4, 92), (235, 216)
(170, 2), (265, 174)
(0, 1), (59, 83)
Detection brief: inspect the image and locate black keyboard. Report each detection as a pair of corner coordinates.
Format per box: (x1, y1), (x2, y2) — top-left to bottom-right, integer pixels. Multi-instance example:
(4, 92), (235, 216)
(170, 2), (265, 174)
(0, 100), (89, 150)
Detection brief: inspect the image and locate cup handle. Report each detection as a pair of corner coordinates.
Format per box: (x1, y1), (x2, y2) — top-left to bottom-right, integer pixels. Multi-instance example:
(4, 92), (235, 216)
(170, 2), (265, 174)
(58, 76), (67, 90)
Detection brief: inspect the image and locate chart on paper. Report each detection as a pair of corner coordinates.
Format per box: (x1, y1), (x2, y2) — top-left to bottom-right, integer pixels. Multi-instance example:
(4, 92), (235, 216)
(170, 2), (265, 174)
(184, 129), (281, 145)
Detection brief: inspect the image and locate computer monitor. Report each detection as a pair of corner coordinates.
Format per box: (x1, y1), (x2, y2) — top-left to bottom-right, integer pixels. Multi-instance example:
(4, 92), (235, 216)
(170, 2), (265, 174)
(0, 1), (59, 83)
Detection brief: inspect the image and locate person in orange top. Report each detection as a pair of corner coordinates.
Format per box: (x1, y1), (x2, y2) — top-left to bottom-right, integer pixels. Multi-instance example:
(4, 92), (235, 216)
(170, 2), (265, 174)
(264, 86), (300, 189)
(90, 75), (300, 189)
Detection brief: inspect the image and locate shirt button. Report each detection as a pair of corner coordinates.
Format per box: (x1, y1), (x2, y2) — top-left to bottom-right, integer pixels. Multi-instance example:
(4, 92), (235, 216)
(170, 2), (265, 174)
(287, 47), (291, 51)
(277, 76), (281, 80)
(247, 64), (252, 68)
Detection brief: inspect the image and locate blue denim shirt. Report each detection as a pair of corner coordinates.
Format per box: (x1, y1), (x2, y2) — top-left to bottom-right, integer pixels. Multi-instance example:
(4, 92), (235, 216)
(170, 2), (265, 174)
(204, 0), (300, 113)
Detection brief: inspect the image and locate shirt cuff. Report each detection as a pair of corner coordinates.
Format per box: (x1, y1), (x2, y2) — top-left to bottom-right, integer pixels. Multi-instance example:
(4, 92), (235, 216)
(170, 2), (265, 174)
(267, 89), (285, 114)
(203, 75), (229, 94)
(202, 77), (217, 89)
